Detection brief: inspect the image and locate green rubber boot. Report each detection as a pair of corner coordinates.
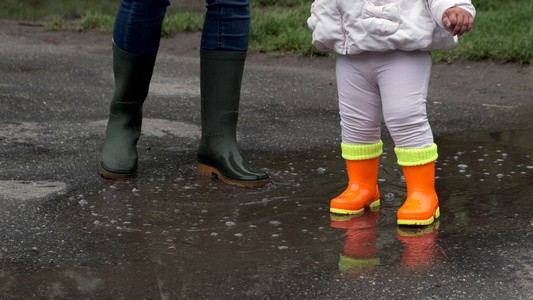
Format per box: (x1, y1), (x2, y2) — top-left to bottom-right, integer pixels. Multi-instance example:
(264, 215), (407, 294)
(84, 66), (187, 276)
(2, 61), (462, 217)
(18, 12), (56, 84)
(98, 44), (157, 179)
(197, 49), (271, 187)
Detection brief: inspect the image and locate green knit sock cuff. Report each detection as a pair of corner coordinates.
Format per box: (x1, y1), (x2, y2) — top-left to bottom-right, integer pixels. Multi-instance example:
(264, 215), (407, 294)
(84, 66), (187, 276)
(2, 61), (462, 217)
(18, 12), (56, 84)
(395, 144), (438, 166)
(341, 141), (383, 160)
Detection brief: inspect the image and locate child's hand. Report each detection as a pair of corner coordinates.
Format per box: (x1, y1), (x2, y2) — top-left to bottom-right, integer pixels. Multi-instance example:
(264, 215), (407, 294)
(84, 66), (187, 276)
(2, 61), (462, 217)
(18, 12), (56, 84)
(442, 7), (474, 36)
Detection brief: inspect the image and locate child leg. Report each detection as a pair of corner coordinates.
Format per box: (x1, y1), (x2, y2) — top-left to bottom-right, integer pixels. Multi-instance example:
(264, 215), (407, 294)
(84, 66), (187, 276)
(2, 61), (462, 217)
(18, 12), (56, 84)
(378, 51), (439, 225)
(331, 54), (384, 214)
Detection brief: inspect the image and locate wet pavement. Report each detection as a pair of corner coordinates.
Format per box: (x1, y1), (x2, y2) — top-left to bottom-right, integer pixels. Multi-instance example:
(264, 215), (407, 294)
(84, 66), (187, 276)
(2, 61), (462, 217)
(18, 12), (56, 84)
(1, 21), (533, 299)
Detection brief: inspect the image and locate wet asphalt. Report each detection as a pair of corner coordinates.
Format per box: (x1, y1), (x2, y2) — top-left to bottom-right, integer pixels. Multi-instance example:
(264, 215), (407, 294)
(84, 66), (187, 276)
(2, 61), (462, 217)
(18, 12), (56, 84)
(1, 21), (533, 299)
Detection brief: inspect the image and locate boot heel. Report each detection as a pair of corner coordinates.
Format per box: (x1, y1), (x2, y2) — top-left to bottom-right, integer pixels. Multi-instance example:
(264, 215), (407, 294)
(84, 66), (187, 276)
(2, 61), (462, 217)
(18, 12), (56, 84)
(98, 164), (137, 179)
(197, 163), (270, 187)
(197, 163), (219, 178)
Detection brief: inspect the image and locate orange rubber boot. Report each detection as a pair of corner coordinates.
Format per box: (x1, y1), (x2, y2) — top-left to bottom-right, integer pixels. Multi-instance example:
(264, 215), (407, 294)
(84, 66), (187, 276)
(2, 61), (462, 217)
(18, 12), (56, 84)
(397, 162), (439, 225)
(330, 158), (380, 215)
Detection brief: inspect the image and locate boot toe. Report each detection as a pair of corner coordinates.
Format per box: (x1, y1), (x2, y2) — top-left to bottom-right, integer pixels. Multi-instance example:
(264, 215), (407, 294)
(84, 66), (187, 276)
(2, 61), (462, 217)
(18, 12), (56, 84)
(330, 198), (366, 215)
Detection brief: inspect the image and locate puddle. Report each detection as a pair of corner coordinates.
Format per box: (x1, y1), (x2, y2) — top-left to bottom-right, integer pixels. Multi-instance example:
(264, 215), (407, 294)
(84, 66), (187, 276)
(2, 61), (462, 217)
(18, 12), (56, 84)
(0, 130), (531, 298)
(0, 180), (66, 202)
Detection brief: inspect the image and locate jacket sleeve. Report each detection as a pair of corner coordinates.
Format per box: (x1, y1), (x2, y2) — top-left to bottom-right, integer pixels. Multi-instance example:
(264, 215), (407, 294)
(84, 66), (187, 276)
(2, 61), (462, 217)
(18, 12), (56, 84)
(307, 0), (345, 53)
(307, 1), (318, 30)
(428, 0), (476, 28)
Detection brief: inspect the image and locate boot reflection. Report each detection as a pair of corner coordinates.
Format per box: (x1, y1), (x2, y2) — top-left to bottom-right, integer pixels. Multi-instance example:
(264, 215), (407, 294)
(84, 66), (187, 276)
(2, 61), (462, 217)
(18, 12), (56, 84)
(330, 209), (380, 273)
(397, 221), (440, 268)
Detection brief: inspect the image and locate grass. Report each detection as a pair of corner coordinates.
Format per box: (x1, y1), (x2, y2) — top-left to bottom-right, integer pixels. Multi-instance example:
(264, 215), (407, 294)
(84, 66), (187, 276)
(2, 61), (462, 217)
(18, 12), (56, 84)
(0, 0), (119, 21)
(161, 11), (205, 37)
(75, 10), (115, 32)
(1, 0), (531, 63)
(250, 5), (319, 55)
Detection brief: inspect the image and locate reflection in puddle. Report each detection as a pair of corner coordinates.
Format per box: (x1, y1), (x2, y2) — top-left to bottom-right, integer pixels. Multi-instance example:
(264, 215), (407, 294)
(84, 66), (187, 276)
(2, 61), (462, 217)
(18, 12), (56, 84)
(330, 211), (443, 273)
(397, 221), (441, 268)
(330, 210), (381, 273)
(0, 130), (532, 297)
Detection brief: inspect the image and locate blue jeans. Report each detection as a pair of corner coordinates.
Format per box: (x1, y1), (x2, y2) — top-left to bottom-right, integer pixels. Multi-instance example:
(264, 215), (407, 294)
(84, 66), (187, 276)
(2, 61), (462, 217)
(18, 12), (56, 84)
(113, 0), (251, 54)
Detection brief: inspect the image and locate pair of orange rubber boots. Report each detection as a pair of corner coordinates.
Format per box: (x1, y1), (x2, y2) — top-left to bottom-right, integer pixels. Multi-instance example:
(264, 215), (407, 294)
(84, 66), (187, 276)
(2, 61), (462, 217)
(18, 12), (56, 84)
(330, 142), (439, 226)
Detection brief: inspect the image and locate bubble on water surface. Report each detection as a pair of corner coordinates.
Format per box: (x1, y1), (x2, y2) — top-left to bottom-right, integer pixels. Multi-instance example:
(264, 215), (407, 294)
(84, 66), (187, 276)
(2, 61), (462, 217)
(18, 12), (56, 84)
(383, 193), (395, 201)
(269, 220), (281, 226)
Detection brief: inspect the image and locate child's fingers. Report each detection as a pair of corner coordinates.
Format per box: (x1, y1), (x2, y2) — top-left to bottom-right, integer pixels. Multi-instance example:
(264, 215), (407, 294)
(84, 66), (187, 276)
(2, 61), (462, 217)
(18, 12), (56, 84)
(464, 15), (474, 34)
(452, 14), (464, 35)
(442, 15), (451, 28)
(455, 14), (474, 36)
(442, 8), (474, 36)
(443, 12), (457, 29)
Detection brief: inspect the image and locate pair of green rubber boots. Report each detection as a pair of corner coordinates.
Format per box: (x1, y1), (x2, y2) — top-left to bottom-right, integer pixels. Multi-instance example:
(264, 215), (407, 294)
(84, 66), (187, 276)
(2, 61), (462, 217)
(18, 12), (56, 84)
(98, 44), (270, 187)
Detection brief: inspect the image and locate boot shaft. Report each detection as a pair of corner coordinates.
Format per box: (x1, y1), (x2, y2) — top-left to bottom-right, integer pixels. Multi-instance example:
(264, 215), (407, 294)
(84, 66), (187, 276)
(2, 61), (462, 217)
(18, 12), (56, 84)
(111, 44), (158, 110)
(345, 157), (380, 184)
(402, 162), (435, 192)
(342, 141), (383, 183)
(200, 49), (246, 137)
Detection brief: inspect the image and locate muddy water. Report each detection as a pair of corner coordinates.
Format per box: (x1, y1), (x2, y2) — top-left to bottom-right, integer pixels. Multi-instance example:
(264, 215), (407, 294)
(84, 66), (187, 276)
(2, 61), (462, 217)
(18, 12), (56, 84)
(2, 129), (532, 298)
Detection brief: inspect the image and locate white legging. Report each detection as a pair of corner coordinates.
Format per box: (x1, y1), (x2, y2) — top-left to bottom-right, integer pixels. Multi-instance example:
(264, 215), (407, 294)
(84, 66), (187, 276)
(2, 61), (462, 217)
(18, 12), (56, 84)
(336, 50), (434, 149)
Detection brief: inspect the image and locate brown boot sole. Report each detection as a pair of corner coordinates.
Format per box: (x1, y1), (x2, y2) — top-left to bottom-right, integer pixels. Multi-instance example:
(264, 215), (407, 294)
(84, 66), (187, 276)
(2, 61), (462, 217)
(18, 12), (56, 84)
(98, 165), (137, 179)
(197, 163), (271, 187)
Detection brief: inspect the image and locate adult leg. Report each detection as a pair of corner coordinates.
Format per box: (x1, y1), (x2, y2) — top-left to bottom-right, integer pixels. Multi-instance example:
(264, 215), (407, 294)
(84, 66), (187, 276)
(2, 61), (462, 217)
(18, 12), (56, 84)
(99, 0), (169, 178)
(197, 0), (270, 186)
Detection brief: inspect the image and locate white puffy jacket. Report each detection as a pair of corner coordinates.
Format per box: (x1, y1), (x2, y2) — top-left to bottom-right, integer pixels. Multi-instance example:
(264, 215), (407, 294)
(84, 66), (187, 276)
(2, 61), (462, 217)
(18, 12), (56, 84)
(307, 0), (475, 55)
